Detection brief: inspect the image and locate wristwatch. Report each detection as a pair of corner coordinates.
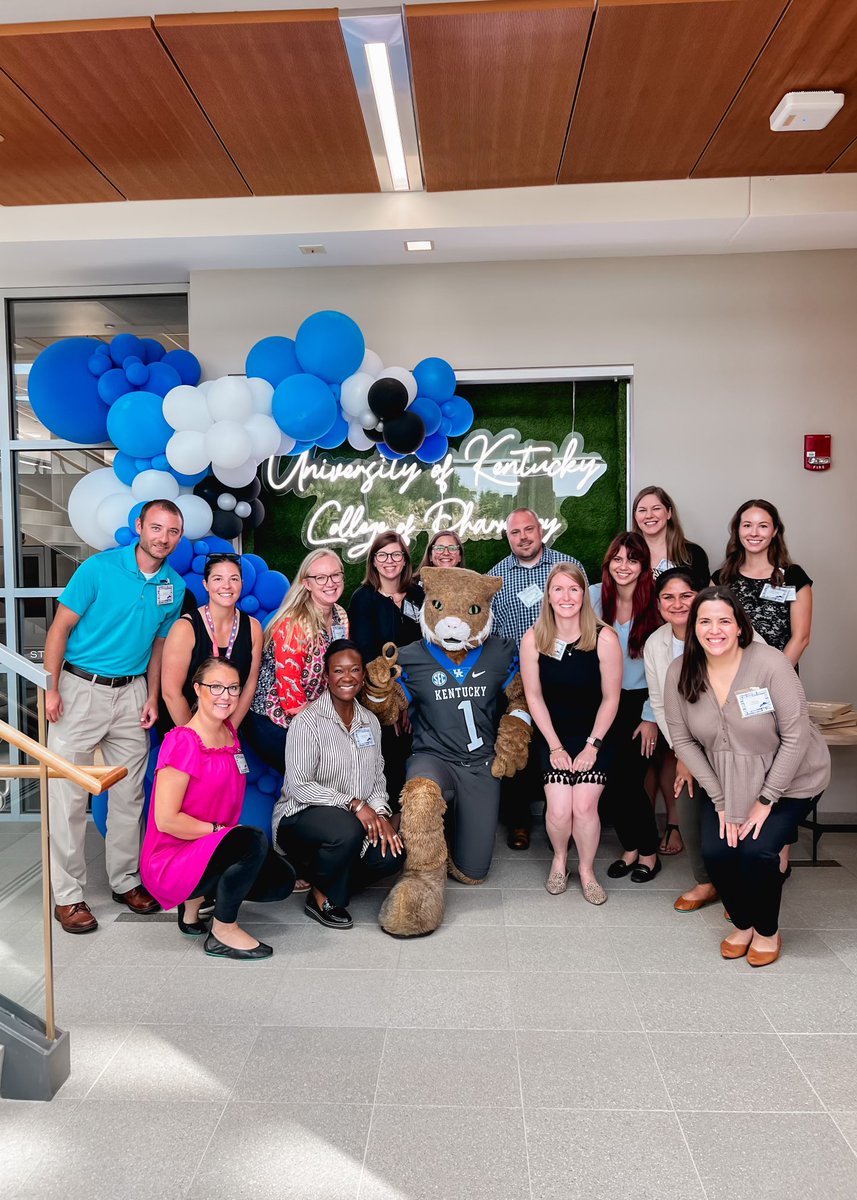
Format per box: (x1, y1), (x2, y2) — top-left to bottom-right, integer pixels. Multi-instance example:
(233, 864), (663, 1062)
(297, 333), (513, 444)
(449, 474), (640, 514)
(585, 736), (603, 748)
(758, 796), (773, 806)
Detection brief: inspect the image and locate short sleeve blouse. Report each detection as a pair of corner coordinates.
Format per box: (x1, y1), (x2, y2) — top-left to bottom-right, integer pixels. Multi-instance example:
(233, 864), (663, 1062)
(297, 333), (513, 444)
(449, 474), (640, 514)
(712, 564), (811, 652)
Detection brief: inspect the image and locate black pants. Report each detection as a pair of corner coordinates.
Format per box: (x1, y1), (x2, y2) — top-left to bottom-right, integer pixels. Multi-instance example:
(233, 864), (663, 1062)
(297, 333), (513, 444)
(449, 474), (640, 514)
(701, 795), (816, 937)
(381, 724), (411, 815)
(243, 710), (288, 773)
(276, 806), (404, 907)
(500, 738), (544, 834)
(600, 689), (660, 857)
(191, 826), (296, 923)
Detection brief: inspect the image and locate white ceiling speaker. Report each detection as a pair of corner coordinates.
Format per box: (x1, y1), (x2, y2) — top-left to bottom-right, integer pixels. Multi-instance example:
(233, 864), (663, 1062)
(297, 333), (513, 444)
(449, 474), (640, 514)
(769, 91), (844, 132)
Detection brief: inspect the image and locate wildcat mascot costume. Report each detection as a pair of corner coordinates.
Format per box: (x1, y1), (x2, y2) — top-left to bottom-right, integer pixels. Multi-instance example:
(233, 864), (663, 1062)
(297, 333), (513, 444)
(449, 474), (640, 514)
(363, 566), (532, 937)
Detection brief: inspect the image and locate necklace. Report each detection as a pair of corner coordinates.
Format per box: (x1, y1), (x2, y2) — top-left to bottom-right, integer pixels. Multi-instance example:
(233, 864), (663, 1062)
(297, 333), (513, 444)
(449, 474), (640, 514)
(203, 605), (239, 659)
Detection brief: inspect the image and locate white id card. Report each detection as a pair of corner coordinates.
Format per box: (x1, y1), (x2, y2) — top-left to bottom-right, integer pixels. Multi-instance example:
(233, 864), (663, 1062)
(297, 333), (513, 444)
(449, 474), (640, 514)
(331, 623), (348, 641)
(354, 726), (376, 747)
(760, 583), (797, 603)
(735, 687), (775, 718)
(551, 639), (567, 661)
(234, 752), (250, 775)
(156, 583), (174, 606)
(403, 599), (422, 623)
(517, 584), (543, 608)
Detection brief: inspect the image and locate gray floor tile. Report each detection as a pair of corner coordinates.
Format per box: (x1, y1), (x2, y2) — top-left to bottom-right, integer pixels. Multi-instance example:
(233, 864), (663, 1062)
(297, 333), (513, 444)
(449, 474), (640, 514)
(741, 929), (854, 974)
(396, 925), (508, 971)
(786, 865), (857, 891)
(88, 1023), (259, 1101)
(747, 974), (857, 1032)
(0, 1098), (81, 1193)
(65, 921), (195, 967)
(502, 886), (610, 926)
(374, 1027), (520, 1107)
(232, 1027), (385, 1104)
(527, 1108), (706, 1200)
(649, 1031), (823, 1112)
(601, 888), (694, 926)
(506, 926), (620, 972)
(493, 855), (559, 887)
(387, 969), (513, 1028)
(680, 1111), (857, 1200)
(779, 889), (857, 928)
(609, 924), (737, 973)
(361, 1105), (530, 1200)
(782, 1035), (857, 1109)
(266, 969), (396, 1027)
(517, 1030), (670, 1109)
(54, 963), (176, 1025)
(442, 886), (506, 925)
(259, 923), (401, 970)
(138, 964), (282, 1026)
(186, 1102), (371, 1200)
(831, 1110), (857, 1155)
(819, 930), (857, 972)
(510, 971), (641, 1031)
(627, 972), (772, 1032)
(54, 1023), (134, 1099)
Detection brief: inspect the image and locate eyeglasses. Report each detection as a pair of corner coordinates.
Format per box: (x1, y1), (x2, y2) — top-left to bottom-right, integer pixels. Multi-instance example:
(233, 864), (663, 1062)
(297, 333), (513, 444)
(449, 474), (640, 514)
(375, 551), (405, 563)
(305, 572), (344, 586)
(197, 682), (241, 696)
(205, 553), (241, 564)
(432, 544), (460, 555)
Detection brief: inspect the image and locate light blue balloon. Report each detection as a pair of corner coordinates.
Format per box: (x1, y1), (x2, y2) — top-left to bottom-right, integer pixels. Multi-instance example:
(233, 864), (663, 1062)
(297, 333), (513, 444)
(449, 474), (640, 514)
(413, 357), (456, 403)
(246, 336), (301, 387)
(107, 391), (173, 458)
(112, 451), (137, 486)
(315, 411), (349, 449)
(272, 374), (338, 442)
(295, 310), (365, 384)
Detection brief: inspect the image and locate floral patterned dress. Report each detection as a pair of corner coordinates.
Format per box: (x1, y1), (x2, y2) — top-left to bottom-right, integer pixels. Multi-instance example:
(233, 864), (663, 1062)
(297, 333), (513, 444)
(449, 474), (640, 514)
(250, 603), (349, 730)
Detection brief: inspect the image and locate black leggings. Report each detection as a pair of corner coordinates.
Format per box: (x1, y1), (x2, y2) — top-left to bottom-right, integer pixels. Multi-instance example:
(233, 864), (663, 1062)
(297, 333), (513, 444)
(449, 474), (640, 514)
(600, 689), (660, 857)
(242, 710), (288, 773)
(276, 806), (404, 907)
(191, 826), (296, 923)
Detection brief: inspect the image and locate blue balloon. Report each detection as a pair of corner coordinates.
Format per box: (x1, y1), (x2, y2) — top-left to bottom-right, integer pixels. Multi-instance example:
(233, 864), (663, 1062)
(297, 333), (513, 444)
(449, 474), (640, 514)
(91, 790), (109, 838)
(204, 535), (236, 555)
(295, 310), (365, 384)
(97, 367), (133, 406)
(168, 536), (194, 575)
(162, 348), (201, 387)
(440, 417), (453, 436)
(441, 395), (474, 437)
(315, 411), (349, 449)
(329, 383), (341, 402)
(257, 773), (280, 796)
(94, 342), (112, 357)
(124, 357), (148, 388)
(238, 593), (260, 614)
(135, 457), (153, 473)
(246, 336), (301, 388)
(184, 571), (207, 605)
(238, 558), (257, 595)
(281, 440), (313, 457)
(410, 396), (443, 436)
(107, 391), (173, 457)
(239, 785), (276, 843)
(144, 360), (182, 398)
(191, 554), (208, 575)
(242, 553), (268, 578)
(128, 501), (145, 529)
(169, 466), (210, 487)
(109, 333), (144, 367)
(413, 357), (456, 403)
(272, 374), (338, 442)
(112, 451), (138, 486)
(151, 454), (170, 471)
(193, 540), (210, 555)
(114, 526), (134, 546)
(416, 432), (449, 463)
(254, 569), (290, 611)
(88, 353), (111, 378)
(28, 337), (109, 442)
(139, 337), (166, 364)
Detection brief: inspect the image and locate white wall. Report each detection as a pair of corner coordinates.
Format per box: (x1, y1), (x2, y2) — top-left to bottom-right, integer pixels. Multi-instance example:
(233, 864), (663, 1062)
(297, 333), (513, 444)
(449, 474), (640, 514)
(191, 250), (857, 811)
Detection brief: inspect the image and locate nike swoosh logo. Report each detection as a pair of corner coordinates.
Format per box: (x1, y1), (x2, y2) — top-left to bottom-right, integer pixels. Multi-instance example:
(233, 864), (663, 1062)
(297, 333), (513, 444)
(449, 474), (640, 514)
(472, 671), (486, 677)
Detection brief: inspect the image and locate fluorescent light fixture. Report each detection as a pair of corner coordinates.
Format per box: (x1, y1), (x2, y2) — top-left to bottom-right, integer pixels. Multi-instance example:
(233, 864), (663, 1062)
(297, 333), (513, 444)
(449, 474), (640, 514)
(405, 240), (434, 252)
(365, 42), (410, 191)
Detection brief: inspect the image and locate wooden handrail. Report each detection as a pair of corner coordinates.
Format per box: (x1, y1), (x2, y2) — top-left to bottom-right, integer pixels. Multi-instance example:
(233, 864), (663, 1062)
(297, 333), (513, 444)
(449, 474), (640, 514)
(0, 717), (123, 795)
(0, 764), (128, 788)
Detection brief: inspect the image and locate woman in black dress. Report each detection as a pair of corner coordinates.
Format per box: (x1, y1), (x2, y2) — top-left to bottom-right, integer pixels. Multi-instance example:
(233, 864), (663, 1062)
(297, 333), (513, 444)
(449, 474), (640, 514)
(520, 563), (623, 904)
(632, 486), (710, 589)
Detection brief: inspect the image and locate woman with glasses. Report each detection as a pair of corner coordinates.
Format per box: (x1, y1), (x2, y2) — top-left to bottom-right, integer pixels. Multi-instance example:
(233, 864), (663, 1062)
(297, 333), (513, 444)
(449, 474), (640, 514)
(161, 552), (262, 734)
(245, 549), (349, 771)
(349, 531), (423, 810)
(142, 658), (296, 960)
(417, 530), (466, 574)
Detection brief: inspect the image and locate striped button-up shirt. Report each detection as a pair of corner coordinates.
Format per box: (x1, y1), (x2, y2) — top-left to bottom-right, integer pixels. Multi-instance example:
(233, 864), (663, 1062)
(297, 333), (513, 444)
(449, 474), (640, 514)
(488, 546), (586, 647)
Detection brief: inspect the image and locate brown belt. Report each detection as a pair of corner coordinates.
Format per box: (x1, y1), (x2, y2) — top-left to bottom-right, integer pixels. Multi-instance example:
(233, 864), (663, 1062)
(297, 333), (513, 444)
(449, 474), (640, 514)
(62, 662), (142, 689)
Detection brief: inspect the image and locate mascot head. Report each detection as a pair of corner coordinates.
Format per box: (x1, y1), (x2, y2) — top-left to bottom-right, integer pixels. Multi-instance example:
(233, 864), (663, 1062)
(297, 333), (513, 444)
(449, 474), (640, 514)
(419, 566), (502, 654)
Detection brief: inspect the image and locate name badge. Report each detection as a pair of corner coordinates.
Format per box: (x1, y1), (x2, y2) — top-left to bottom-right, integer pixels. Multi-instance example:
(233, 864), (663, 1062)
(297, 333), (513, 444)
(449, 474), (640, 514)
(354, 726), (376, 747)
(234, 752), (250, 775)
(331, 623), (348, 641)
(156, 583), (174, 606)
(403, 599), (422, 623)
(551, 639), (567, 661)
(736, 687), (775, 718)
(654, 558), (672, 575)
(517, 584), (543, 609)
(760, 583), (797, 603)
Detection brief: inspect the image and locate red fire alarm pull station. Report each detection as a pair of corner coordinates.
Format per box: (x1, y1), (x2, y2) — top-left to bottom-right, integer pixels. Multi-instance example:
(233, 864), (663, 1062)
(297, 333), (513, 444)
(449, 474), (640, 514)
(804, 434), (832, 471)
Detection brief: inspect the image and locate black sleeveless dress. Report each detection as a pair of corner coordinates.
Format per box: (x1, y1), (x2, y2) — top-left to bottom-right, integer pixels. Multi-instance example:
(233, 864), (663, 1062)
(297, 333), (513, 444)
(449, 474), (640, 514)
(158, 607), (255, 736)
(537, 628), (613, 785)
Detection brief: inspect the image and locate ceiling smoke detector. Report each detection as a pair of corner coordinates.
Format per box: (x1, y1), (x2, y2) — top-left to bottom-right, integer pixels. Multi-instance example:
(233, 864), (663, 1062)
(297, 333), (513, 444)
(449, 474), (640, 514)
(299, 245), (326, 255)
(769, 90), (844, 132)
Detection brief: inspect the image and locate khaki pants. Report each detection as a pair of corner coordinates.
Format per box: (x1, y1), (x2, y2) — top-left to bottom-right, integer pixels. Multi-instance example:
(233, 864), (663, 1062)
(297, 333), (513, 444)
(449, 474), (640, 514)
(47, 671), (149, 905)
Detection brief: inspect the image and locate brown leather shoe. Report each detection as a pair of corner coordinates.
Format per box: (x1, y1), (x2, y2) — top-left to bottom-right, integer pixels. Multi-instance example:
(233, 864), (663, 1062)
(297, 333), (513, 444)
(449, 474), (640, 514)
(720, 936), (750, 959)
(111, 885), (161, 914)
(54, 901), (98, 934)
(747, 935), (782, 968)
(507, 827), (530, 850)
(674, 890), (719, 912)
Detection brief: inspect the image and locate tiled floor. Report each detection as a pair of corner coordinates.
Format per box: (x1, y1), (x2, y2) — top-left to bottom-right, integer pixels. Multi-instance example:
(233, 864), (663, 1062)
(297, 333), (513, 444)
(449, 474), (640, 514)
(3, 820), (857, 1199)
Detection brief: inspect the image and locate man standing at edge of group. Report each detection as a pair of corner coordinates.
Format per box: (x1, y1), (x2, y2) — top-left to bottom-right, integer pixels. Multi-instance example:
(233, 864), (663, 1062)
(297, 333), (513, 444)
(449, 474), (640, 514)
(488, 508), (586, 849)
(44, 499), (186, 933)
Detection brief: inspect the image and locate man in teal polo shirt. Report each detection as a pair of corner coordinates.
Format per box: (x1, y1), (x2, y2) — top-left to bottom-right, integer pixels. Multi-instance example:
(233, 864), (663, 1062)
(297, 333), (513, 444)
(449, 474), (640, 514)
(44, 500), (185, 933)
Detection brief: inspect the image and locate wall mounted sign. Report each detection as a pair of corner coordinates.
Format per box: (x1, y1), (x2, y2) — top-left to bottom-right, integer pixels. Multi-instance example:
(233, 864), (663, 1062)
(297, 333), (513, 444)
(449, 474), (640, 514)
(264, 427), (608, 562)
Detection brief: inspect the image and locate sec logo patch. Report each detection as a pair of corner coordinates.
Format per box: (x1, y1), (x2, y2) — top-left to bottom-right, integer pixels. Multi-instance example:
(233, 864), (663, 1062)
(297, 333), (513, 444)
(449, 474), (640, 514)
(431, 671), (448, 686)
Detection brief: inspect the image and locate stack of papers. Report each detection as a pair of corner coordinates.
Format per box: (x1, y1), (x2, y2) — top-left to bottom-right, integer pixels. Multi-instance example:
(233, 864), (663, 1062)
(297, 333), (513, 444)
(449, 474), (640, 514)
(808, 701), (857, 731)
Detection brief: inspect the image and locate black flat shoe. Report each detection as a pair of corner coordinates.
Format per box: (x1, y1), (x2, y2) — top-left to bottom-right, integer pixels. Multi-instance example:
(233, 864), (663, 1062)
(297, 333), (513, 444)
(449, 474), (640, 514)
(606, 857), (638, 879)
(630, 857), (662, 883)
(203, 932), (272, 960)
(177, 902), (209, 936)
(304, 893), (353, 929)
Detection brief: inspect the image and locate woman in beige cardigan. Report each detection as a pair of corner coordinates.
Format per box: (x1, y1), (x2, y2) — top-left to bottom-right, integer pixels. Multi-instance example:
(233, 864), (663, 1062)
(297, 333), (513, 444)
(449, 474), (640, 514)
(664, 586), (830, 967)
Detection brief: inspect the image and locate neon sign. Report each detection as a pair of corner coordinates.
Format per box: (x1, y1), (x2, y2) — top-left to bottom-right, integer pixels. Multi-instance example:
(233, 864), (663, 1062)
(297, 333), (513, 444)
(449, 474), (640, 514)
(264, 428), (608, 562)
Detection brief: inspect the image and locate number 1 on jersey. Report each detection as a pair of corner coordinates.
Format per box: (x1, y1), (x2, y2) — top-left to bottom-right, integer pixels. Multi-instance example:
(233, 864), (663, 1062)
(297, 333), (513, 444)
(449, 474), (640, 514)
(457, 699), (484, 752)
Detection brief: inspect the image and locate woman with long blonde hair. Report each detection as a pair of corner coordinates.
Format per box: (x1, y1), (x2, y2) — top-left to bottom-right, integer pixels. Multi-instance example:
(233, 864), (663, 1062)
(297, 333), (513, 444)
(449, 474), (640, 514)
(632, 485), (710, 589)
(520, 563), (623, 904)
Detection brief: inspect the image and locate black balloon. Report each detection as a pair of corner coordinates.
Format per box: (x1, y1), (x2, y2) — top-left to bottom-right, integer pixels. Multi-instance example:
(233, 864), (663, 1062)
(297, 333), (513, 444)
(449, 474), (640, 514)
(211, 509), (243, 540)
(193, 475), (221, 506)
(382, 410), (426, 455)
(232, 477), (261, 502)
(364, 425), (385, 442)
(246, 499), (265, 529)
(368, 376), (409, 420)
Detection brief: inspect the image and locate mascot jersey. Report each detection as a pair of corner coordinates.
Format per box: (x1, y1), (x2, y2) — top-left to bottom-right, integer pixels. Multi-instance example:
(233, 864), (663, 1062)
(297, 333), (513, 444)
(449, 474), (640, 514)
(397, 637), (519, 764)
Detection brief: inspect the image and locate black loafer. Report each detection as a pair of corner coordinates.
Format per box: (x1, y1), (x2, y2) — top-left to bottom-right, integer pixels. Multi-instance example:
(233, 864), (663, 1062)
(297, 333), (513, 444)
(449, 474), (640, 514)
(203, 932), (272, 960)
(606, 857), (638, 879)
(631, 857), (662, 884)
(177, 902), (209, 936)
(304, 893), (353, 929)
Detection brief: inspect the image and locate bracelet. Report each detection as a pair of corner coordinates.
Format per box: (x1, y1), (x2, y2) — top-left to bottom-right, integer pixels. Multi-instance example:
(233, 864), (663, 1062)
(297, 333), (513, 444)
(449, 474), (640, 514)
(212, 822), (222, 833)
(353, 799), (367, 814)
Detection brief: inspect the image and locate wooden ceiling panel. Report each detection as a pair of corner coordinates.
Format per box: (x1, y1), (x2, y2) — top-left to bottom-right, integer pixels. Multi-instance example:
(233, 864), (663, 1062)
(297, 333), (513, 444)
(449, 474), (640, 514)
(408, 1), (593, 192)
(0, 17), (250, 201)
(155, 11), (378, 196)
(0, 68), (121, 205)
(694, 0), (857, 178)
(561, 0), (788, 184)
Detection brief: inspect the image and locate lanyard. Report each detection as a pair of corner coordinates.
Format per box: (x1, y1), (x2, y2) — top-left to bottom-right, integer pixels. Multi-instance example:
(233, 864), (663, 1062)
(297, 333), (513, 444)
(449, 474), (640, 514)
(203, 605), (239, 660)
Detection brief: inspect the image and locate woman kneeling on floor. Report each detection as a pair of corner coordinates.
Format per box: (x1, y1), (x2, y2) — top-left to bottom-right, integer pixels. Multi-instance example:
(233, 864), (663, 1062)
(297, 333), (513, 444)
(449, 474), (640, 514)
(142, 657), (296, 961)
(273, 639), (405, 929)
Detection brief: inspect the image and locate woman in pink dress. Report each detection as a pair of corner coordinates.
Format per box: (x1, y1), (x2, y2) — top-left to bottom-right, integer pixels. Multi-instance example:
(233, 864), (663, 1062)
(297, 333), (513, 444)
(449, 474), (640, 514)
(142, 657), (295, 960)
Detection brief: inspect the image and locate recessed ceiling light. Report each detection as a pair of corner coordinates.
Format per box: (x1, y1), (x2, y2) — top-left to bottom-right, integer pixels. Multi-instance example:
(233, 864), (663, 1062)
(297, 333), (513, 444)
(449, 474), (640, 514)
(299, 245), (327, 255)
(405, 240), (434, 252)
(104, 322), (116, 329)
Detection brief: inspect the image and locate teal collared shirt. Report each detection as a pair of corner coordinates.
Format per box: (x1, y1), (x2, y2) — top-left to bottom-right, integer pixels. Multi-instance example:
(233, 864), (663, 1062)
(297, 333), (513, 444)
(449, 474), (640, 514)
(60, 541), (185, 677)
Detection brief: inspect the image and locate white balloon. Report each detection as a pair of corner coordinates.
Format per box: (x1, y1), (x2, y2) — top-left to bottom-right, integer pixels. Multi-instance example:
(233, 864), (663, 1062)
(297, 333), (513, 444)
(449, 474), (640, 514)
(217, 493), (237, 511)
(246, 377), (274, 415)
(340, 371), (374, 417)
(245, 413), (282, 461)
(166, 430), (210, 475)
(212, 457), (260, 488)
(176, 494), (212, 540)
(277, 431), (296, 455)
(360, 348), (384, 378)
(131, 469), (180, 503)
(234, 501), (252, 519)
(96, 490), (135, 540)
(68, 469), (131, 550)
(206, 376), (254, 423)
(205, 420), (253, 469)
(198, 380), (214, 397)
(162, 385), (212, 433)
(347, 422), (376, 451)
(358, 407), (377, 430)
(381, 367), (418, 405)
